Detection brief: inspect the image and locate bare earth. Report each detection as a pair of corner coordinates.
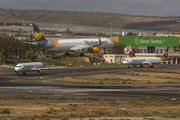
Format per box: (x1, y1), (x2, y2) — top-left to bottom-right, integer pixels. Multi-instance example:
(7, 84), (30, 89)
(59, 69), (180, 85)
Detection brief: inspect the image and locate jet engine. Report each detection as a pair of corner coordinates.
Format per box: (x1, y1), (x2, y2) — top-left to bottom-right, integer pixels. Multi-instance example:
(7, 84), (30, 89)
(37, 69), (43, 75)
(148, 63), (153, 68)
(88, 47), (99, 53)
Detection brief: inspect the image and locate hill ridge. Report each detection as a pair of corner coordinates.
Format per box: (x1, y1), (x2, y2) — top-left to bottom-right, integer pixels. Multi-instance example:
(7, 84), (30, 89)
(0, 9), (180, 31)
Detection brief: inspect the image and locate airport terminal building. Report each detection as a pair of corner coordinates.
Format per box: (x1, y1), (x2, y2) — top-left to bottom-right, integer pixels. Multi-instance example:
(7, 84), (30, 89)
(104, 36), (180, 64)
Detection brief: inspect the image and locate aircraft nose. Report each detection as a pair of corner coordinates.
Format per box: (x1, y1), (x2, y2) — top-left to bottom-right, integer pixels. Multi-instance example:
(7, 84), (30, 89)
(15, 67), (19, 71)
(122, 60), (128, 65)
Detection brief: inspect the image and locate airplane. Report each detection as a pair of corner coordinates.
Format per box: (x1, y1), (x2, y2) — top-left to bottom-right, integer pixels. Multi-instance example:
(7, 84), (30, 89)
(122, 47), (169, 68)
(1, 50), (66, 76)
(23, 24), (115, 57)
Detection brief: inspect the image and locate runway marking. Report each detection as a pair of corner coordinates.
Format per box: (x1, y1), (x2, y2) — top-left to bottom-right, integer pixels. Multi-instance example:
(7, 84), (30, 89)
(29, 90), (32, 92)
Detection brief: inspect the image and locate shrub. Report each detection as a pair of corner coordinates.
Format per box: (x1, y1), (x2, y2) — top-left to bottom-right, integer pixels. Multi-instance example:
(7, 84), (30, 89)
(37, 96), (49, 99)
(0, 108), (11, 114)
(59, 96), (66, 100)
(17, 95), (26, 99)
(113, 110), (129, 115)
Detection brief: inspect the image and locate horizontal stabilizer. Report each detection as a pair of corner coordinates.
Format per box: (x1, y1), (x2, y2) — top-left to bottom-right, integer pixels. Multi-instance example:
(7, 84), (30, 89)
(21, 41), (32, 44)
(1, 65), (15, 68)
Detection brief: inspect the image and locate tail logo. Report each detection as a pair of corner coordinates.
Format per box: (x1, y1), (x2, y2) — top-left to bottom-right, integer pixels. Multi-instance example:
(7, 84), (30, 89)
(34, 32), (42, 40)
(164, 51), (168, 57)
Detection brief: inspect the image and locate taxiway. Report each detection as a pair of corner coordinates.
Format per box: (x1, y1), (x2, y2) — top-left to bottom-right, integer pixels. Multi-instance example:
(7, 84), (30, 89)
(0, 64), (180, 99)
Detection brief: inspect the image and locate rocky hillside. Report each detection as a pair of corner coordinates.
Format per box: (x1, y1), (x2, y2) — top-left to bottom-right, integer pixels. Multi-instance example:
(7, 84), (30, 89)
(0, 9), (180, 31)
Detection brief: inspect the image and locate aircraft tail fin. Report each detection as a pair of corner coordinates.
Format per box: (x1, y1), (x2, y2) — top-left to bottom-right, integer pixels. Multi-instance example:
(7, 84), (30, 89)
(33, 23), (46, 42)
(163, 47), (169, 58)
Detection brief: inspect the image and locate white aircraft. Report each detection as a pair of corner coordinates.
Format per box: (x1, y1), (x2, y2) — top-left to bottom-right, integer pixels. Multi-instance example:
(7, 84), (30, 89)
(23, 24), (115, 56)
(1, 51), (66, 76)
(123, 47), (169, 68)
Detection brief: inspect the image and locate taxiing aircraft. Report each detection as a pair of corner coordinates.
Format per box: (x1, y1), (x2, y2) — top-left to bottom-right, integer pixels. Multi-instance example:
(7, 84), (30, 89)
(1, 51), (66, 76)
(123, 47), (169, 68)
(23, 24), (115, 56)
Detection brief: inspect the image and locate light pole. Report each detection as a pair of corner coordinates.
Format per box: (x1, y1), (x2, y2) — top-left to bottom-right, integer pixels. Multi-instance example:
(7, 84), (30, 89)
(22, 19), (24, 40)
(110, 22), (114, 53)
(110, 22), (114, 38)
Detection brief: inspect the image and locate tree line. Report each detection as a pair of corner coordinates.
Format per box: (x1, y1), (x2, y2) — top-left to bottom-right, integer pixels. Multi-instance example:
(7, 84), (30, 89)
(0, 36), (40, 64)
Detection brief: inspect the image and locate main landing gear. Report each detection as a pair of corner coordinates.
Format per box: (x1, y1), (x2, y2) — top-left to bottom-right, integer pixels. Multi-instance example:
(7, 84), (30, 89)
(22, 72), (26, 75)
(79, 53), (84, 57)
(64, 52), (84, 57)
(17, 72), (26, 76)
(104, 48), (106, 54)
(65, 52), (69, 56)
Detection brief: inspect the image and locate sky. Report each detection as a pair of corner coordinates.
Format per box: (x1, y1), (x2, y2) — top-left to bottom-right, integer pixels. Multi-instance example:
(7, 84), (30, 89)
(1, 0), (180, 16)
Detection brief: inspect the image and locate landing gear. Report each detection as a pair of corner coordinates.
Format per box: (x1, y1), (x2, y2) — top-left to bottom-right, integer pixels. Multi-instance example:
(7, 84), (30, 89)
(128, 65), (130, 68)
(79, 53), (84, 57)
(104, 48), (106, 54)
(22, 72), (26, 75)
(18, 72), (21, 76)
(140, 65), (143, 68)
(65, 52), (69, 56)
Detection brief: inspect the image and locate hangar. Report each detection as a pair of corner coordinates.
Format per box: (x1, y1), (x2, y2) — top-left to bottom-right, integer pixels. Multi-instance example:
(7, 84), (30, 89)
(104, 36), (180, 64)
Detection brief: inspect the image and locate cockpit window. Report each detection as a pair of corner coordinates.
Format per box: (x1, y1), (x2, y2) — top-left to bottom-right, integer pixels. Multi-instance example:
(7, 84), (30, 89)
(16, 66), (21, 67)
(124, 59), (129, 61)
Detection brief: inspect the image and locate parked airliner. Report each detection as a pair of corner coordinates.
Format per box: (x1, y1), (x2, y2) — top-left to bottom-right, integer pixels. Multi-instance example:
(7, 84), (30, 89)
(23, 24), (115, 56)
(123, 47), (169, 68)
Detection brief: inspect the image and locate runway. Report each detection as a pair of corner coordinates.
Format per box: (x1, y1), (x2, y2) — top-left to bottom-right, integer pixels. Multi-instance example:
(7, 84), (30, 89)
(0, 64), (179, 78)
(0, 64), (180, 99)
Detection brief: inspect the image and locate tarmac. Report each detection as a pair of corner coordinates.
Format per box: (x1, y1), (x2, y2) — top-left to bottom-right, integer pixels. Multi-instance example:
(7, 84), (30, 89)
(0, 64), (180, 99)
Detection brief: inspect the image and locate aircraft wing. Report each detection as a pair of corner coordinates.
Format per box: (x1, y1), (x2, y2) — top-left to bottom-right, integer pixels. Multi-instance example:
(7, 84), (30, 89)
(21, 41), (33, 44)
(31, 66), (66, 71)
(1, 65), (15, 68)
(69, 45), (91, 51)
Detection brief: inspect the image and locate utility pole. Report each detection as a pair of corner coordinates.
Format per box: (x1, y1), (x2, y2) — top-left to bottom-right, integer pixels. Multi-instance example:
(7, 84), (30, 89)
(110, 22), (114, 38)
(110, 22), (114, 54)
(22, 19), (24, 40)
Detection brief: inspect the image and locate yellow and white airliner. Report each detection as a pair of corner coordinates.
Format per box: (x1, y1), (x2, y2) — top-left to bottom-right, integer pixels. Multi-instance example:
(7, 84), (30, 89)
(24, 24), (115, 56)
(1, 51), (66, 76)
(123, 47), (169, 68)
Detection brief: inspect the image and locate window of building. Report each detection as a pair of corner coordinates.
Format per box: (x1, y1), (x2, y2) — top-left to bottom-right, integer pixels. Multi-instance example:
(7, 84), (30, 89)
(137, 49), (139, 53)
(160, 49), (163, 53)
(147, 47), (155, 53)
(140, 49), (142, 53)
(144, 49), (146, 53)
(156, 49), (158, 53)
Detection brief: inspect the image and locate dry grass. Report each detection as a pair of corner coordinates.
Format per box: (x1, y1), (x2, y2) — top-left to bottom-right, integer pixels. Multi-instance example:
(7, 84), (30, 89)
(0, 96), (180, 119)
(56, 69), (180, 85)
